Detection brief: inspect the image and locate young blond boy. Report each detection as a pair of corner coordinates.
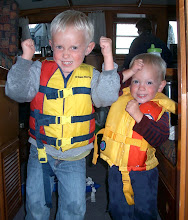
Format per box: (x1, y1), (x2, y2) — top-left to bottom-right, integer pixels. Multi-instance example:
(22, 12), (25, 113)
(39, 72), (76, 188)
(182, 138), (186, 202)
(6, 10), (120, 220)
(93, 53), (177, 220)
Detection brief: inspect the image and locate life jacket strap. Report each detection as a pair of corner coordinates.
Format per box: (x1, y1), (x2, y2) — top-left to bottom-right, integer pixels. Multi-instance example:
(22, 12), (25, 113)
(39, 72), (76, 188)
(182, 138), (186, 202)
(93, 129), (135, 205)
(104, 127), (149, 149)
(30, 110), (95, 126)
(34, 109), (48, 163)
(34, 109), (54, 207)
(121, 171), (135, 205)
(30, 128), (95, 150)
(92, 128), (105, 165)
(42, 162), (55, 208)
(39, 85), (91, 99)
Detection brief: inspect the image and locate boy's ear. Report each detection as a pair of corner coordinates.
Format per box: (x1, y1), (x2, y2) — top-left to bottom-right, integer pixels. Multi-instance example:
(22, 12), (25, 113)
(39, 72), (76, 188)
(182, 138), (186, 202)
(85, 42), (95, 56)
(158, 80), (166, 92)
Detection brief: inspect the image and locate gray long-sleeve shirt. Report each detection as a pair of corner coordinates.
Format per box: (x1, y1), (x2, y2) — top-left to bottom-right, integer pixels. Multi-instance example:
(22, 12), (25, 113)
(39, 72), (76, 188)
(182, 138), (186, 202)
(5, 56), (120, 159)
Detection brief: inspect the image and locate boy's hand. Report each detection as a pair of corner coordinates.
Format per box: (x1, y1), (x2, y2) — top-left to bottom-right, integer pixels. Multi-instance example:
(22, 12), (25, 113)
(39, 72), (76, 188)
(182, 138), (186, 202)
(131, 59), (144, 73)
(100, 36), (114, 71)
(126, 99), (143, 123)
(100, 36), (112, 56)
(122, 59), (144, 83)
(21, 39), (35, 60)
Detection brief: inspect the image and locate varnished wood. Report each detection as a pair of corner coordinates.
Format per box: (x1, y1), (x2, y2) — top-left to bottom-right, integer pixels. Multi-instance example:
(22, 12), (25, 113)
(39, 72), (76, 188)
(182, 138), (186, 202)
(19, 4), (175, 43)
(177, 0), (188, 219)
(18, 4), (176, 68)
(0, 138), (22, 220)
(0, 66), (8, 81)
(0, 80), (19, 147)
(156, 149), (177, 197)
(0, 67), (22, 220)
(158, 177), (176, 220)
(156, 143), (177, 220)
(166, 68), (177, 77)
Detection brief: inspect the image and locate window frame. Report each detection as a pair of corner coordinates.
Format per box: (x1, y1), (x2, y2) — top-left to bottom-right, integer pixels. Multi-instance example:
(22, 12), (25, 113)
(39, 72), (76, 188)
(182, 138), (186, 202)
(113, 18), (140, 56)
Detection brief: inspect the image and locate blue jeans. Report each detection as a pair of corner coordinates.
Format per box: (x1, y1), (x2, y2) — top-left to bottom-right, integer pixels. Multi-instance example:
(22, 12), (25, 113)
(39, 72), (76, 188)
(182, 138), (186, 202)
(25, 145), (86, 220)
(108, 166), (158, 220)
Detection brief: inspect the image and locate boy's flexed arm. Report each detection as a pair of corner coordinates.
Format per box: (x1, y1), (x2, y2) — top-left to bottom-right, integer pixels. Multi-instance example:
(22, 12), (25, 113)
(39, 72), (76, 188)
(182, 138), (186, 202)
(122, 59), (144, 83)
(21, 39), (35, 60)
(126, 100), (170, 147)
(100, 36), (114, 71)
(5, 39), (41, 103)
(91, 37), (120, 108)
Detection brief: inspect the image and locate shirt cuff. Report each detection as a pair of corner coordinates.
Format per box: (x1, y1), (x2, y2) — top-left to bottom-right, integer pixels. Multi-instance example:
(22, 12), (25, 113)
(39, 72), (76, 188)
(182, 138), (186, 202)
(102, 62), (118, 73)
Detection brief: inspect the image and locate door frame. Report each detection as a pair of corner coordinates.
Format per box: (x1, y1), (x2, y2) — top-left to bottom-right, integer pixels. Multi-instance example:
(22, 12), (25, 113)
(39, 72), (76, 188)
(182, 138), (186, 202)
(177, 0), (188, 219)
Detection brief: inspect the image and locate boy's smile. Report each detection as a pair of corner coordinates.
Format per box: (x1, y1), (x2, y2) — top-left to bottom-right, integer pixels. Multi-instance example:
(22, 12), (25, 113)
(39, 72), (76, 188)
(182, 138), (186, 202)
(50, 26), (93, 77)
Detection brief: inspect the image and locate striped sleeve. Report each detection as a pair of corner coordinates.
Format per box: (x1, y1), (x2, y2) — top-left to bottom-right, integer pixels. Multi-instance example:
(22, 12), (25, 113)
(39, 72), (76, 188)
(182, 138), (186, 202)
(133, 112), (169, 148)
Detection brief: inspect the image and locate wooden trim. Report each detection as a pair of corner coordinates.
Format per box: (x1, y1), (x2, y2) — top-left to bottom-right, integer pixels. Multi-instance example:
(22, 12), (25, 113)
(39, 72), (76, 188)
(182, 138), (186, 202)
(0, 66), (8, 81)
(177, 0), (188, 219)
(166, 68), (177, 77)
(19, 4), (175, 24)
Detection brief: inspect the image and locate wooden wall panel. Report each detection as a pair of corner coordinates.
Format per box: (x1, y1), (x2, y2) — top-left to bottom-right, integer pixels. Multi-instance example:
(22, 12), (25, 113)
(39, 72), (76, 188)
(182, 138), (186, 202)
(19, 5), (176, 43)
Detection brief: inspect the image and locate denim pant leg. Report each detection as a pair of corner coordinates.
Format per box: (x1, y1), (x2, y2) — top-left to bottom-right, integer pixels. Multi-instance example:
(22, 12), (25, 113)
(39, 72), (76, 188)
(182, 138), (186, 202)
(108, 166), (158, 220)
(131, 168), (159, 220)
(108, 166), (134, 220)
(25, 145), (52, 220)
(53, 158), (86, 220)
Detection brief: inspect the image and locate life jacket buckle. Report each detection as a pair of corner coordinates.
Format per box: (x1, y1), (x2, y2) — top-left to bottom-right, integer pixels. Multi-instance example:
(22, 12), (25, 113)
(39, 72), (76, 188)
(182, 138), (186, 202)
(37, 147), (48, 163)
(56, 137), (72, 147)
(58, 88), (73, 98)
(55, 116), (71, 124)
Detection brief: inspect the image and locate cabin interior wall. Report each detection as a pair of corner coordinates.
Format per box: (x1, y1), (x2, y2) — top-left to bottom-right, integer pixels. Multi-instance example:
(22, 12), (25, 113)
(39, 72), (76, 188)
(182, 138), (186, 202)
(19, 5), (176, 69)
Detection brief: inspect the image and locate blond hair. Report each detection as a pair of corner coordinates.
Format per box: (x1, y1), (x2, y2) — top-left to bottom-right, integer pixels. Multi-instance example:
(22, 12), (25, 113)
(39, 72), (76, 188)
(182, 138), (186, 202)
(50, 10), (94, 44)
(130, 53), (166, 80)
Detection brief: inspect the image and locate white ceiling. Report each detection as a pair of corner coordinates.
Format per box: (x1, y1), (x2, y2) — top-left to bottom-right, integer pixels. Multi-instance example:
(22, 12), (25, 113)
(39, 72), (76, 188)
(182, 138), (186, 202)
(15, 0), (176, 11)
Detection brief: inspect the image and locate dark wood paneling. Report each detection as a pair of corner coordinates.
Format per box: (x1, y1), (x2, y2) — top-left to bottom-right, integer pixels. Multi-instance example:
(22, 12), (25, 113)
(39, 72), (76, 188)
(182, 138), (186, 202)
(19, 4), (176, 26)
(156, 148), (177, 220)
(0, 67), (22, 220)
(158, 177), (176, 220)
(0, 80), (19, 147)
(0, 139), (22, 220)
(0, 66), (8, 81)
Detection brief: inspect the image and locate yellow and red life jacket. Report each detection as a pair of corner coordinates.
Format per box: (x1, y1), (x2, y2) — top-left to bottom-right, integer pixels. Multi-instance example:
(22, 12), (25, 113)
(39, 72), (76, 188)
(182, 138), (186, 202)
(29, 60), (95, 162)
(92, 87), (177, 205)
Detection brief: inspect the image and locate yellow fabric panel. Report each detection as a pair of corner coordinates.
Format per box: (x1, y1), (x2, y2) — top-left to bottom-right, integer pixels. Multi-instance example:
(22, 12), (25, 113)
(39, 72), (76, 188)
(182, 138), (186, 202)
(154, 92), (178, 114)
(43, 68), (64, 138)
(96, 87), (177, 170)
(93, 87), (177, 206)
(42, 63), (94, 151)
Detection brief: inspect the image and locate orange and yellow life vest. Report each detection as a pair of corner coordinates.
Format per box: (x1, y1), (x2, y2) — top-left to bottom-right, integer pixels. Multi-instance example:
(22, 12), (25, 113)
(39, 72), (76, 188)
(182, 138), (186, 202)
(29, 60), (95, 163)
(93, 87), (177, 205)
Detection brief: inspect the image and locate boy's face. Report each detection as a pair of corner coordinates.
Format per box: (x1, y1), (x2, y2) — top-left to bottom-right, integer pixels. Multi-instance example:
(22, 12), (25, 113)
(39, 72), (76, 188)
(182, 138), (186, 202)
(130, 63), (166, 104)
(49, 26), (95, 76)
